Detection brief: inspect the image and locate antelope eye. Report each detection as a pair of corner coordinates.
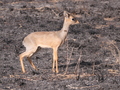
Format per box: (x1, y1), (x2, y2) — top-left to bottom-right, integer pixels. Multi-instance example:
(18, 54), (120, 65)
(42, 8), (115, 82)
(72, 18), (75, 21)
(72, 18), (76, 21)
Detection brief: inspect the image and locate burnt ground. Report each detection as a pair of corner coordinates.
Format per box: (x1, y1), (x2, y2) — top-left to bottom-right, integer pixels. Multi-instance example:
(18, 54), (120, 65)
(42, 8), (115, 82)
(0, 0), (120, 90)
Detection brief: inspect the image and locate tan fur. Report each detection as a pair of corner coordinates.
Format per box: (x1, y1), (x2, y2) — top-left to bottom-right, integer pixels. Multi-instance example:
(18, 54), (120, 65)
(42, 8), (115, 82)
(19, 11), (79, 73)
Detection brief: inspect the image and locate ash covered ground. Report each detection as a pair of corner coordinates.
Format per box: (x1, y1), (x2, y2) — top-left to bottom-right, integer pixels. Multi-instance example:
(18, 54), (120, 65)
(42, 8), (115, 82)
(0, 0), (120, 90)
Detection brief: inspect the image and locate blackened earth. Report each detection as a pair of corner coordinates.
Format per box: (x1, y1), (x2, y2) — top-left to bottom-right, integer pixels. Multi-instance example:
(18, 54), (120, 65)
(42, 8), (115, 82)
(0, 0), (120, 90)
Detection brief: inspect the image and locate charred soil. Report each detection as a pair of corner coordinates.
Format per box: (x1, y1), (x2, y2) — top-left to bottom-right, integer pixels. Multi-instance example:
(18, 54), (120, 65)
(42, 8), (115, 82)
(0, 0), (120, 90)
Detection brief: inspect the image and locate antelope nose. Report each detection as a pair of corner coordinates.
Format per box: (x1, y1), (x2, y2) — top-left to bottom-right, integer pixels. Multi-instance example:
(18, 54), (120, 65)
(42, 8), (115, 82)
(76, 20), (80, 24)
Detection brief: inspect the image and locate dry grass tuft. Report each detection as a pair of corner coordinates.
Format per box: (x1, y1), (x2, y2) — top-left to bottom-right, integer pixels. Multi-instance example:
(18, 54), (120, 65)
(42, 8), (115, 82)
(96, 35), (120, 63)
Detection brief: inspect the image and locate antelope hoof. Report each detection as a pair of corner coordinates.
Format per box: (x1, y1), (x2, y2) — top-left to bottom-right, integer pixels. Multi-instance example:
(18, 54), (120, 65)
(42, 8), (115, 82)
(56, 71), (59, 73)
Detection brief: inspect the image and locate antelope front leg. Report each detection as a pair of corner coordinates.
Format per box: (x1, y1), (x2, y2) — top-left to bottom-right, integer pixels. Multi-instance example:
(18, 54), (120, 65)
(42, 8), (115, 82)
(56, 58), (58, 73)
(52, 59), (55, 72)
(53, 47), (59, 73)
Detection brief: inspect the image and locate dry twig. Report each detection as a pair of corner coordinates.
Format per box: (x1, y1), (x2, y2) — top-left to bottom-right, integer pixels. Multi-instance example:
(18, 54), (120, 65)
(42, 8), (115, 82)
(75, 50), (82, 80)
(64, 41), (74, 75)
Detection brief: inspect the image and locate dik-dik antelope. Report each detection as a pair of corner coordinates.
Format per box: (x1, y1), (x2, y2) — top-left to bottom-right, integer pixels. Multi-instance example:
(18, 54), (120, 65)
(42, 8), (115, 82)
(19, 11), (79, 73)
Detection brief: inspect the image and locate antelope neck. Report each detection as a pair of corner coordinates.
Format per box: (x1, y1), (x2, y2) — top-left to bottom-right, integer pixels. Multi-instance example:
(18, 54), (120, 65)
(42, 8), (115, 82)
(59, 19), (70, 39)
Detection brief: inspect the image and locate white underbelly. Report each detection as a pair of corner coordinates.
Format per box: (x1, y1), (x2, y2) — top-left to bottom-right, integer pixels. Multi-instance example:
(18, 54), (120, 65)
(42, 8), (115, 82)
(38, 44), (52, 48)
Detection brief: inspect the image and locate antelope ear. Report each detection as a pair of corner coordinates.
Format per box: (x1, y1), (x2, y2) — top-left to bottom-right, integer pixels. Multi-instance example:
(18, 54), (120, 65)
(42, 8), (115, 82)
(64, 11), (70, 18)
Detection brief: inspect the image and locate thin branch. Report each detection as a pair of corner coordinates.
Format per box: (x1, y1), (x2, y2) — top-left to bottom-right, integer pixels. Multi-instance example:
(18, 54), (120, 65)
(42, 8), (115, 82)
(64, 43), (74, 75)
(75, 50), (82, 80)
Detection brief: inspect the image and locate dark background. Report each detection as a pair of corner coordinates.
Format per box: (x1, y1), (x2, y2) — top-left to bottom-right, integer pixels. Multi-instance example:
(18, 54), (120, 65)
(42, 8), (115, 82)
(0, 0), (120, 90)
